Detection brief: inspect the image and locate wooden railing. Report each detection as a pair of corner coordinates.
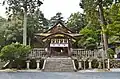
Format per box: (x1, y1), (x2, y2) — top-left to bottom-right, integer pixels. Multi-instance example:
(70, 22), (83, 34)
(72, 49), (106, 59)
(28, 48), (47, 59)
(28, 48), (106, 59)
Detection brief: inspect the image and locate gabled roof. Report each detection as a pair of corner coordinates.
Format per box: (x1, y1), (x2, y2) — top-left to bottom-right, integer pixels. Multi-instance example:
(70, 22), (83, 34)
(35, 33), (82, 37)
(44, 21), (73, 33)
(42, 32), (76, 42)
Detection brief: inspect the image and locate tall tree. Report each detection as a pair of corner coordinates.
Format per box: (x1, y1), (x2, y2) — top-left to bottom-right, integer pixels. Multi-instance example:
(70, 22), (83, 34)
(3, 0), (43, 45)
(27, 9), (49, 45)
(106, 3), (120, 44)
(79, 0), (114, 53)
(0, 17), (6, 48)
(49, 12), (64, 26)
(3, 9), (48, 46)
(66, 12), (85, 33)
(79, 0), (120, 69)
(4, 14), (23, 44)
(78, 26), (99, 49)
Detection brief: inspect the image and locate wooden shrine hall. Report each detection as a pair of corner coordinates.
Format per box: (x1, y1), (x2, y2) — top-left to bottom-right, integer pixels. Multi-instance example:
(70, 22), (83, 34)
(27, 21), (105, 71)
(29, 21), (103, 59)
(33, 21), (81, 57)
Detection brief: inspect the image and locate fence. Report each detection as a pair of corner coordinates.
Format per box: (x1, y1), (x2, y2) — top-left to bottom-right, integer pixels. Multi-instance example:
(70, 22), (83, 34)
(28, 48), (47, 59)
(72, 49), (105, 59)
(28, 48), (106, 59)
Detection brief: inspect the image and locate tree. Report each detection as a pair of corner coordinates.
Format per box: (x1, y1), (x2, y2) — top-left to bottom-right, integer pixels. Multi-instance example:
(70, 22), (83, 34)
(49, 12), (64, 26)
(66, 12), (85, 33)
(27, 9), (49, 45)
(79, 0), (117, 69)
(98, 0), (108, 59)
(0, 9), (48, 47)
(78, 26), (99, 49)
(79, 0), (115, 53)
(107, 48), (115, 59)
(4, 13), (23, 44)
(0, 16), (7, 49)
(105, 3), (120, 44)
(2, 0), (43, 45)
(108, 3), (120, 33)
(0, 43), (31, 68)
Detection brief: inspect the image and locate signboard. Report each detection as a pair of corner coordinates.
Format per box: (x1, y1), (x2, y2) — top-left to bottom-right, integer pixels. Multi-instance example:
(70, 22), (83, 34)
(50, 44), (68, 47)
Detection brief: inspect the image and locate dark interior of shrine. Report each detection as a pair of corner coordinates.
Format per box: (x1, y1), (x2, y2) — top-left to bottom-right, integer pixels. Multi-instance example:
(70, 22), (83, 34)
(51, 47), (68, 56)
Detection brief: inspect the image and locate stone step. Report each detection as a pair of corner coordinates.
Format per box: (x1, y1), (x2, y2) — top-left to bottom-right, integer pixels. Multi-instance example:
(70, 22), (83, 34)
(43, 57), (75, 72)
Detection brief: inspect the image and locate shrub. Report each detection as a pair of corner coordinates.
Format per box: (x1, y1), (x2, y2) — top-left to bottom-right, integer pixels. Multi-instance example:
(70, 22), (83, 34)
(107, 48), (115, 59)
(0, 43), (31, 68)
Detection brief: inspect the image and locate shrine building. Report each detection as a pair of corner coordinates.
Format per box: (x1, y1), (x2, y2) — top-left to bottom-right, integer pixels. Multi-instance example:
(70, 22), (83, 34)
(33, 21), (81, 57)
(26, 21), (104, 72)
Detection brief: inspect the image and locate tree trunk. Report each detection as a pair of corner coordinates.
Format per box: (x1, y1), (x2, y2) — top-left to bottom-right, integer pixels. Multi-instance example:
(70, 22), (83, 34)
(98, 0), (108, 53)
(23, 9), (27, 45)
(98, 0), (108, 69)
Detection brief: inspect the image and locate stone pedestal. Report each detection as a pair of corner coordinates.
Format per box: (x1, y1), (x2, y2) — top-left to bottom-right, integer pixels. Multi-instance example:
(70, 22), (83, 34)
(98, 59), (102, 69)
(78, 60), (82, 70)
(88, 60), (92, 69)
(26, 60), (30, 69)
(83, 60), (86, 70)
(36, 60), (40, 69)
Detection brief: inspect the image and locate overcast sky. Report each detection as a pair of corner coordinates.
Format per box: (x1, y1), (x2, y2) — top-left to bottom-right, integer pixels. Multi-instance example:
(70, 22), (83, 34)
(0, 0), (83, 20)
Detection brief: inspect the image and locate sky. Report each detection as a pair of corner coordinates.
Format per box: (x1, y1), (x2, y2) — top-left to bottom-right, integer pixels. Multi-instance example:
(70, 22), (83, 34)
(0, 0), (83, 20)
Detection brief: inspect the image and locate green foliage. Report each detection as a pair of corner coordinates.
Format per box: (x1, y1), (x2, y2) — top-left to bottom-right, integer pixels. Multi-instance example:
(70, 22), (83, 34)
(0, 43), (31, 61)
(0, 17), (6, 47)
(49, 12), (64, 26)
(4, 14), (23, 43)
(78, 27), (99, 49)
(3, 0), (43, 45)
(117, 46), (120, 49)
(27, 9), (49, 45)
(104, 3), (120, 45)
(80, 0), (99, 24)
(107, 48), (115, 59)
(1, 0), (48, 45)
(108, 36), (120, 44)
(107, 3), (120, 35)
(27, 9), (49, 34)
(79, 0), (120, 50)
(3, 0), (43, 15)
(67, 12), (85, 33)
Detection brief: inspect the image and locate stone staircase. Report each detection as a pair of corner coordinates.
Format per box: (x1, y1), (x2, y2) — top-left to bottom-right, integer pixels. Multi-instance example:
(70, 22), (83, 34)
(43, 57), (76, 72)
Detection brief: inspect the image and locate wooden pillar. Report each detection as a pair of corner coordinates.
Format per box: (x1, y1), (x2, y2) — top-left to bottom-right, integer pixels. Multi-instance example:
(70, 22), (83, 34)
(68, 47), (71, 56)
(68, 39), (72, 56)
(49, 47), (51, 56)
(63, 39), (65, 43)
(47, 42), (50, 57)
(59, 39), (60, 43)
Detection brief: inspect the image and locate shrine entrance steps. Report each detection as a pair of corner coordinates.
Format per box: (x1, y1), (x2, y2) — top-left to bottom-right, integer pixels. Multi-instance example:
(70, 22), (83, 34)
(42, 57), (76, 72)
